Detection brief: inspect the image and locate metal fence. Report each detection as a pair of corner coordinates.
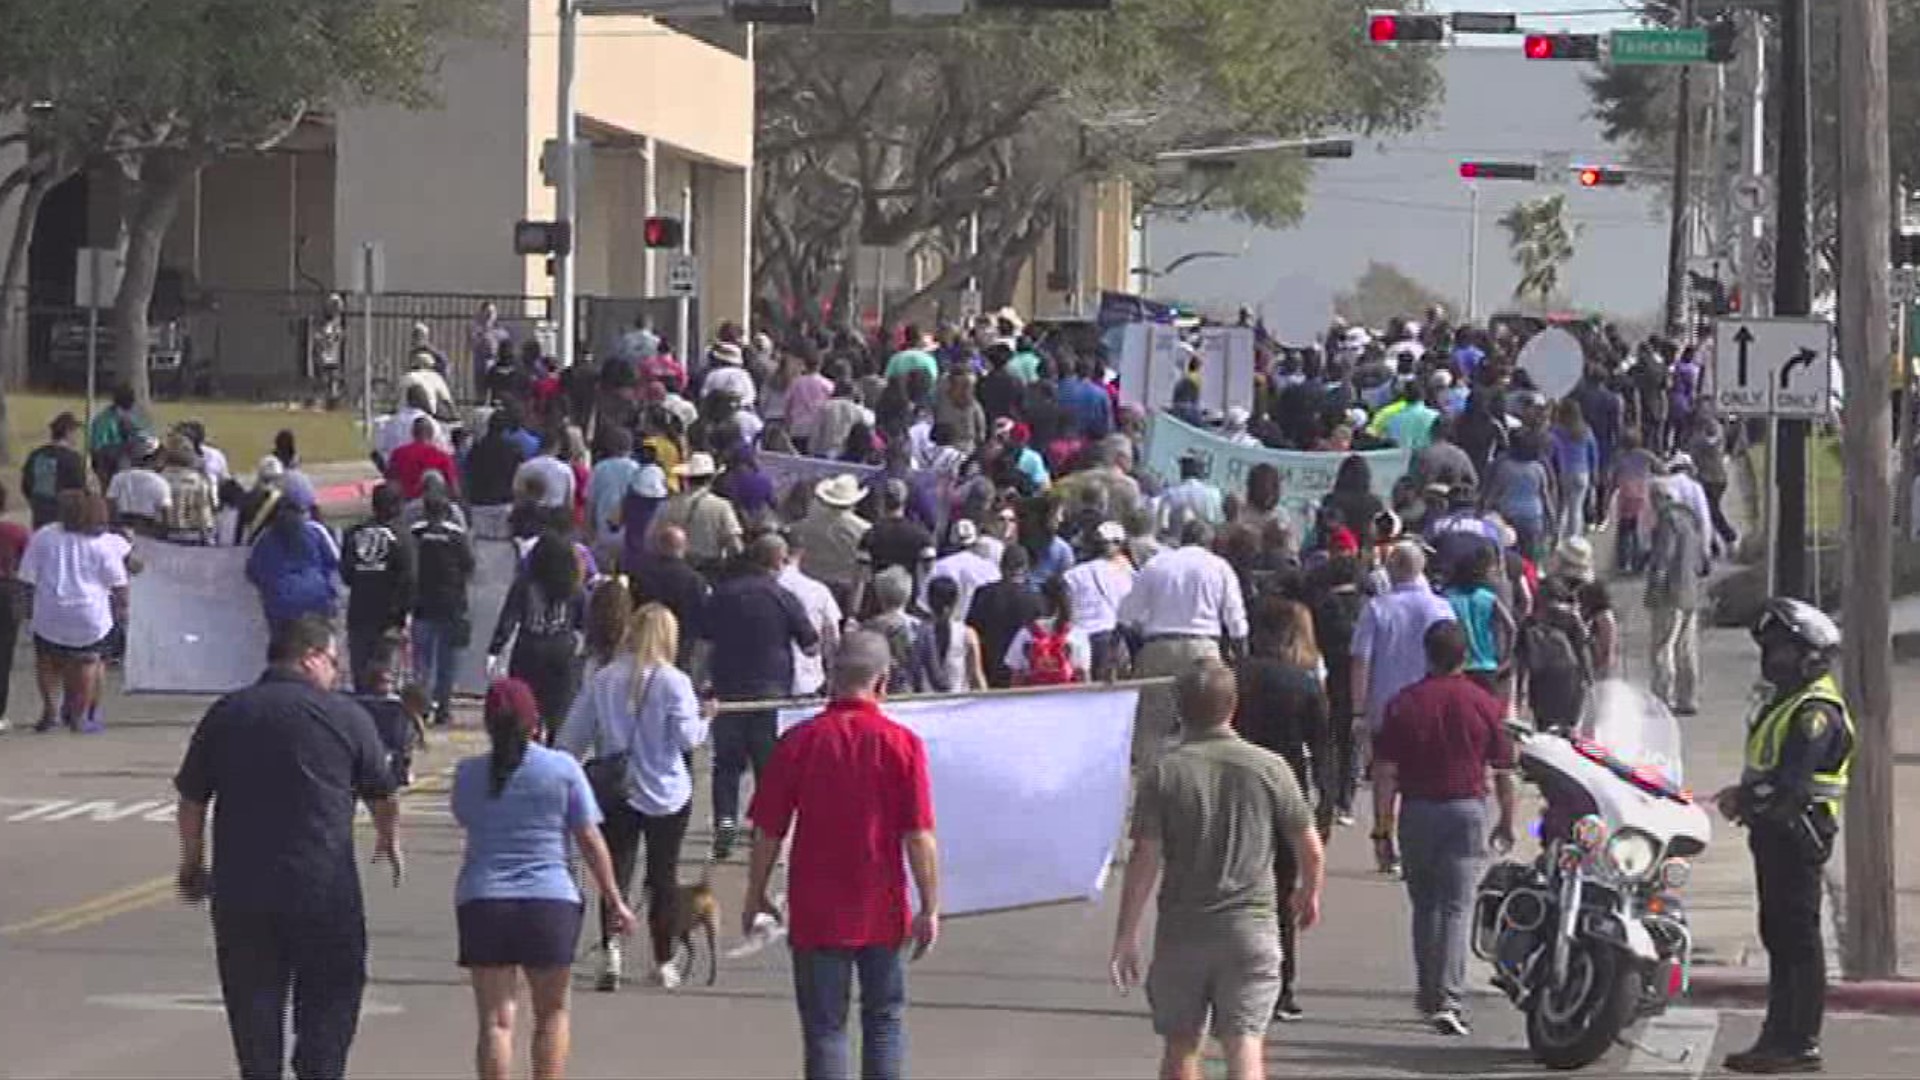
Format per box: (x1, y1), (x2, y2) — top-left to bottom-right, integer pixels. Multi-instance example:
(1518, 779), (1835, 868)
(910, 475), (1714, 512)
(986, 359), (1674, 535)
(24, 290), (555, 406)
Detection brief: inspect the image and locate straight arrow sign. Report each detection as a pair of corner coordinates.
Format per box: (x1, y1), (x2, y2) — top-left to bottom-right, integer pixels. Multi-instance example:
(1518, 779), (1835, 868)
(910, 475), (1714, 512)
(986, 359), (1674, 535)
(1713, 317), (1830, 418)
(1734, 325), (1754, 386)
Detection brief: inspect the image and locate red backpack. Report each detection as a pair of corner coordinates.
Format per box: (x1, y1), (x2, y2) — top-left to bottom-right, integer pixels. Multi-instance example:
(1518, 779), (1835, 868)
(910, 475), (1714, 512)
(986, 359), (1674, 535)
(1023, 620), (1080, 686)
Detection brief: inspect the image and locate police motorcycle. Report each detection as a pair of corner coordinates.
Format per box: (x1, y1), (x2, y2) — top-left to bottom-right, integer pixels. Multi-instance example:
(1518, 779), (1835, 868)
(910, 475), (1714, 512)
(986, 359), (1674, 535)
(1472, 680), (1712, 1070)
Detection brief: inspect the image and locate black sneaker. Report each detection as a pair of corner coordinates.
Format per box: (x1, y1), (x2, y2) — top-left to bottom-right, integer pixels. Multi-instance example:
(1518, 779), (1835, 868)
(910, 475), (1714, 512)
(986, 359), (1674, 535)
(712, 818), (738, 861)
(1725, 1045), (1822, 1074)
(1273, 996), (1304, 1022)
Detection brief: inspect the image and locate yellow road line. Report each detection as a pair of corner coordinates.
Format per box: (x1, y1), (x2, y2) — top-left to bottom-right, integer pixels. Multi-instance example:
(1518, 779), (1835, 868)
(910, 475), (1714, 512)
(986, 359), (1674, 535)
(1, 875), (174, 937)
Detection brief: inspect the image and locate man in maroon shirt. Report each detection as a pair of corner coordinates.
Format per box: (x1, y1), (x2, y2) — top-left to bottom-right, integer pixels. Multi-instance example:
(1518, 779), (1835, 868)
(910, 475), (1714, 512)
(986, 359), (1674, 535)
(385, 416), (458, 501)
(744, 630), (938, 1080)
(1371, 620), (1517, 1038)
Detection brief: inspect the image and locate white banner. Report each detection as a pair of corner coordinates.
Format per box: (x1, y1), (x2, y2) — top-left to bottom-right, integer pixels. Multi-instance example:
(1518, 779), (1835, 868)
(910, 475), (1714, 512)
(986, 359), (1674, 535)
(124, 539), (271, 693)
(123, 536), (522, 697)
(758, 453), (884, 502)
(778, 688), (1139, 917)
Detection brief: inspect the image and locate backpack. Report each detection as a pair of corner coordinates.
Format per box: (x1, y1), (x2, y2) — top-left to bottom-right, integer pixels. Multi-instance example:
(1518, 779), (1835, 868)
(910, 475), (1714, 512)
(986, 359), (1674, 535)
(1023, 619), (1079, 686)
(1520, 612), (1590, 685)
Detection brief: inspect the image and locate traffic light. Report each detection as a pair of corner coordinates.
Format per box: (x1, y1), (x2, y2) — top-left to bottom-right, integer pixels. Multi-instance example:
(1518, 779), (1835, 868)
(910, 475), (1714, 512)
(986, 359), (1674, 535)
(514, 220), (572, 257)
(1304, 139), (1354, 159)
(643, 216), (684, 250)
(729, 0), (817, 23)
(1576, 166), (1628, 188)
(1367, 11), (1446, 43)
(1459, 161), (1537, 181)
(1705, 16), (1738, 63)
(1523, 32), (1601, 60)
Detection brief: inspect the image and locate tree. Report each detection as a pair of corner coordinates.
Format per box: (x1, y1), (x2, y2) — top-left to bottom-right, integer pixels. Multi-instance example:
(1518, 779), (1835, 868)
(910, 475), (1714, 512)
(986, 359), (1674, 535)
(0, 0), (497, 408)
(1334, 261), (1456, 329)
(751, 0), (1440, 330)
(1500, 195), (1580, 305)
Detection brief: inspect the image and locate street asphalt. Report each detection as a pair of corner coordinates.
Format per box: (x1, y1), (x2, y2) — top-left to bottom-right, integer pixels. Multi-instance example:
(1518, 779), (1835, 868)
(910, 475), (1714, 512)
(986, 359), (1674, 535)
(3, 544), (1918, 1077)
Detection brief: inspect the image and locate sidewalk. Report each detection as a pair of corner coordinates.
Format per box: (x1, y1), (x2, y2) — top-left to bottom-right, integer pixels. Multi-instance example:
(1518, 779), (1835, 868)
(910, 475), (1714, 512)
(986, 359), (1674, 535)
(1599, 464), (1920, 1012)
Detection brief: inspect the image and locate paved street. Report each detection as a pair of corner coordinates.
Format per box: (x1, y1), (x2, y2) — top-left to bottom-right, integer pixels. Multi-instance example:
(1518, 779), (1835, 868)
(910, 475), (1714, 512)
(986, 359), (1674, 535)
(1, 573), (1917, 1077)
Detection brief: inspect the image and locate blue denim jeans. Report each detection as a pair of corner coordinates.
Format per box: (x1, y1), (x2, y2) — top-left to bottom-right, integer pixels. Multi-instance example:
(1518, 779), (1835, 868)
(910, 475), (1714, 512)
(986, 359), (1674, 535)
(790, 945), (908, 1080)
(1397, 798), (1487, 1015)
(410, 616), (461, 719)
(710, 709), (777, 824)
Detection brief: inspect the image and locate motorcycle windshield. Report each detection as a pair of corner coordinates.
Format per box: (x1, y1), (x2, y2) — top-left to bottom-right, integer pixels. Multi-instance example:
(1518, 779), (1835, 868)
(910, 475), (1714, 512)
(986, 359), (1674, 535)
(1575, 678), (1686, 791)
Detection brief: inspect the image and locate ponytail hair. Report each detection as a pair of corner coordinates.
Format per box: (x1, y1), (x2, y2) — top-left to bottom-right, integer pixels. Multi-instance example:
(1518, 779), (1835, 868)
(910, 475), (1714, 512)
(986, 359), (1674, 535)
(927, 576), (960, 661)
(482, 678), (539, 797)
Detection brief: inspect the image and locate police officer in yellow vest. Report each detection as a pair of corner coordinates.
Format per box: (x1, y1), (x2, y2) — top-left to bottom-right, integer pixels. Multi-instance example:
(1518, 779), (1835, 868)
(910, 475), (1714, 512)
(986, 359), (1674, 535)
(1713, 597), (1855, 1075)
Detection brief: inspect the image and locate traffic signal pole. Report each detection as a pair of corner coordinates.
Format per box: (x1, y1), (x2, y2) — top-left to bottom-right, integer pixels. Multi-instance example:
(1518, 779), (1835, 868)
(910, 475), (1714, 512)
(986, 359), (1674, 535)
(1774, 0), (1813, 602)
(556, 0), (579, 370)
(1662, 0), (1696, 338)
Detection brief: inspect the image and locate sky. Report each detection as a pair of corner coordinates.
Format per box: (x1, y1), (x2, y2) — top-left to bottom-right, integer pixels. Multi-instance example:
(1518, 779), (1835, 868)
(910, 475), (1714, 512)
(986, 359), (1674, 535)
(1143, 5), (1671, 342)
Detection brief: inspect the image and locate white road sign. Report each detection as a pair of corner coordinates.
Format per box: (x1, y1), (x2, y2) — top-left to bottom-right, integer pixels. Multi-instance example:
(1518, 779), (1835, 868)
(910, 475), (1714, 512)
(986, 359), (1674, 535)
(1731, 174), (1773, 216)
(1713, 317), (1832, 419)
(667, 254), (699, 296)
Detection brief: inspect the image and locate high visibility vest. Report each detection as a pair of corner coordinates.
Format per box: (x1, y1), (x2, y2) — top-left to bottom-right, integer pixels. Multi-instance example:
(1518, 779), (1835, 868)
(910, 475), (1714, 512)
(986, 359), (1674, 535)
(1742, 673), (1856, 811)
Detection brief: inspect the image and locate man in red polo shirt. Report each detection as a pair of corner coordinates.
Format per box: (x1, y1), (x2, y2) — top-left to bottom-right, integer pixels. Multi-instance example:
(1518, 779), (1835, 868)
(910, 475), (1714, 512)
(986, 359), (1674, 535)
(743, 630), (938, 1080)
(385, 416), (458, 501)
(1371, 619), (1517, 1038)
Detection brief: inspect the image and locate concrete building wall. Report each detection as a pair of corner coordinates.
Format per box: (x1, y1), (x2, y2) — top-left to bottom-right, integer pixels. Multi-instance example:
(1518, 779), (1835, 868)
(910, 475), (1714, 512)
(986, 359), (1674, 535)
(334, 23), (533, 296)
(184, 151), (335, 293)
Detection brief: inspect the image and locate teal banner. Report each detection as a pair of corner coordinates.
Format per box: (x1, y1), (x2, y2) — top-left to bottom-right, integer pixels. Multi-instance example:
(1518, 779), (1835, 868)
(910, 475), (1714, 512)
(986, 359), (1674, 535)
(1141, 412), (1410, 542)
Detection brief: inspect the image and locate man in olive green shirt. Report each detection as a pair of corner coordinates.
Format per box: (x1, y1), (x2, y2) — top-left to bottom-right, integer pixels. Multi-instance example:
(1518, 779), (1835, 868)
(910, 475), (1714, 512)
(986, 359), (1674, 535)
(1111, 659), (1326, 1080)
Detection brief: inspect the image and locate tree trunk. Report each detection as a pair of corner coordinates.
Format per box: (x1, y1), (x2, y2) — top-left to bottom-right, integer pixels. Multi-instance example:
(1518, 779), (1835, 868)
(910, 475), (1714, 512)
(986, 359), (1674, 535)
(0, 175), (51, 467)
(1835, 0), (1897, 982)
(111, 152), (198, 408)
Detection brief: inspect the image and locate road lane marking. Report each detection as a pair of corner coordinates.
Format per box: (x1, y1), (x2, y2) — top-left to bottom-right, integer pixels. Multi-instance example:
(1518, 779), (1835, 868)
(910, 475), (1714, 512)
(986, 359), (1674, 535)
(88, 991), (404, 1016)
(1, 875), (174, 936)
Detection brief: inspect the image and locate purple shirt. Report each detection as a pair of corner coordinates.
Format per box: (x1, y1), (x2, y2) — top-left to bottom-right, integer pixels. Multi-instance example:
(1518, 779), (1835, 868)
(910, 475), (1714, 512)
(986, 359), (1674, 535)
(1351, 581), (1458, 732)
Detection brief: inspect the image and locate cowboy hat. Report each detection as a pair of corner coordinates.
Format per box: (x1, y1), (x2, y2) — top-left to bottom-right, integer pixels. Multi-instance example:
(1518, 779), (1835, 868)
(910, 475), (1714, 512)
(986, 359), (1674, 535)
(674, 451), (718, 478)
(814, 473), (868, 508)
(710, 342), (744, 366)
(1549, 536), (1597, 583)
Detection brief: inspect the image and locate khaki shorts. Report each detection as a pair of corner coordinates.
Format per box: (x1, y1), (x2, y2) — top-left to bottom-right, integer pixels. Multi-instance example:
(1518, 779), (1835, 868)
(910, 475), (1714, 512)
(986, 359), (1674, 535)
(1130, 637), (1222, 768)
(1146, 921), (1282, 1038)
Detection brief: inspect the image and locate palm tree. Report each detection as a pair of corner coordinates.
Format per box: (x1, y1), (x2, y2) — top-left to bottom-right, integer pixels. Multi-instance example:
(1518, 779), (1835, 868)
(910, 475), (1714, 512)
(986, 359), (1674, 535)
(1499, 194), (1581, 305)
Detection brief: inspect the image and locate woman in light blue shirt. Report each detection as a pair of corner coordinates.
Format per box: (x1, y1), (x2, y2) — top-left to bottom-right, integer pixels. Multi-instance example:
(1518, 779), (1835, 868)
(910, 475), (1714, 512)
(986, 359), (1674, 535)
(453, 677), (633, 1080)
(558, 602), (710, 992)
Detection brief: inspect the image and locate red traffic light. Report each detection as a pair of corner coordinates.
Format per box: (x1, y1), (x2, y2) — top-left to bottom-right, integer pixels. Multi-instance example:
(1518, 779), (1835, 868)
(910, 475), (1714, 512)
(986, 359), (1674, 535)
(1367, 11), (1445, 43)
(643, 216), (684, 249)
(1576, 166), (1627, 187)
(1523, 32), (1600, 60)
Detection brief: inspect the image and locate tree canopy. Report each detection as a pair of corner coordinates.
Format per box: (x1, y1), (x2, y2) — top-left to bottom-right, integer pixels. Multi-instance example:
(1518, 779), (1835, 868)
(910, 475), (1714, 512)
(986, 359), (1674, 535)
(1335, 261), (1455, 329)
(0, 0), (498, 404)
(752, 0), (1441, 329)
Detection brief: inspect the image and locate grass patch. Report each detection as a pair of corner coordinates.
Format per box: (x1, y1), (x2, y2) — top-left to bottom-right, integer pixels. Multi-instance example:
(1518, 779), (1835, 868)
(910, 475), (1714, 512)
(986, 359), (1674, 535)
(1748, 430), (1846, 537)
(2, 392), (364, 467)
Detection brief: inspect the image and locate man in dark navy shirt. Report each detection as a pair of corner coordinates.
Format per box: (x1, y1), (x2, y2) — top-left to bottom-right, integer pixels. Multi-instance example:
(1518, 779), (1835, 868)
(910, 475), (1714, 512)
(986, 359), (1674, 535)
(174, 615), (400, 1080)
(700, 532), (818, 859)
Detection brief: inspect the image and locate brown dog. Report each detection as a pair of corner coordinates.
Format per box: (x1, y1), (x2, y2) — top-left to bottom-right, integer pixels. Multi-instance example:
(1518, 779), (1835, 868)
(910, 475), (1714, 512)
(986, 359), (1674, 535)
(666, 870), (721, 986)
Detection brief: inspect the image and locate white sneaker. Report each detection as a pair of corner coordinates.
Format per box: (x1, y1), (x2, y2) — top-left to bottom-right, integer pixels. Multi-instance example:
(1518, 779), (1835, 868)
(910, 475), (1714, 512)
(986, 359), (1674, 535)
(1430, 1009), (1470, 1037)
(0, 717), (10, 734)
(596, 940), (623, 992)
(650, 961), (682, 990)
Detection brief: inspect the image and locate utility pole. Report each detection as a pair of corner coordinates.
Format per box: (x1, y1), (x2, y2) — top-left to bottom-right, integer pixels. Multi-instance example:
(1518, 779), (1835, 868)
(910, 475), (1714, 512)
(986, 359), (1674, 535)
(555, 0), (579, 370)
(1836, 0), (1897, 983)
(1662, 0), (1697, 338)
(1772, 0), (1812, 601)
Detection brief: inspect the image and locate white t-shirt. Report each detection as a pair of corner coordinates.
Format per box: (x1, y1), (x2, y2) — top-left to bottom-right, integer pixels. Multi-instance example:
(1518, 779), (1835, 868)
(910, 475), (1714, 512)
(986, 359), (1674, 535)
(399, 369), (456, 415)
(1062, 557), (1136, 636)
(20, 526), (130, 647)
(374, 407), (445, 461)
(778, 564), (842, 695)
(702, 364), (757, 409)
(515, 455), (575, 509)
(1003, 618), (1094, 680)
(920, 548), (1001, 620)
(107, 467), (173, 521)
(200, 444), (230, 487)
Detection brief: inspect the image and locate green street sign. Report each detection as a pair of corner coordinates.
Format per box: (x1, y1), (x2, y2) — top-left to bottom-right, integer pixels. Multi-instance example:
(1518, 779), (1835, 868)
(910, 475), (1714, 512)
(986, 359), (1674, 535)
(1609, 27), (1710, 64)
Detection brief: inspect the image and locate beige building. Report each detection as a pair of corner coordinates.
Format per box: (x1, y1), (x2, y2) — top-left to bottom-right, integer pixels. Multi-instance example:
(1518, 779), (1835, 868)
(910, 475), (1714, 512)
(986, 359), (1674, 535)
(3, 2), (753, 396)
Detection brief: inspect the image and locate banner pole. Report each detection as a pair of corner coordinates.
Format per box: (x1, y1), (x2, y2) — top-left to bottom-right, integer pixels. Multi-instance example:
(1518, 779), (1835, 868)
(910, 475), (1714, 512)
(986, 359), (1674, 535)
(712, 676), (1175, 716)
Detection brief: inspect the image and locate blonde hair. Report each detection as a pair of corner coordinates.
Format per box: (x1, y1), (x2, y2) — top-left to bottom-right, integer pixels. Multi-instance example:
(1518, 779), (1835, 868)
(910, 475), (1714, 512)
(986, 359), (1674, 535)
(627, 603), (680, 706)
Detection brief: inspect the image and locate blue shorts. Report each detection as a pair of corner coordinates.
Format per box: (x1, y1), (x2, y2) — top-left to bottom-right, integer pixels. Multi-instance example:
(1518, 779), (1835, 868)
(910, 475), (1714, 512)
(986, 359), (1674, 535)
(457, 899), (584, 969)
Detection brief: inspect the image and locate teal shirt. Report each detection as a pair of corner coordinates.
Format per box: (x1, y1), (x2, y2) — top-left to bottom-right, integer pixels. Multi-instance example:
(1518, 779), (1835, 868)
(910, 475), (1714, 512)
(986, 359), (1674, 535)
(1005, 350), (1042, 383)
(1384, 402), (1440, 453)
(884, 348), (939, 385)
(1445, 584), (1501, 672)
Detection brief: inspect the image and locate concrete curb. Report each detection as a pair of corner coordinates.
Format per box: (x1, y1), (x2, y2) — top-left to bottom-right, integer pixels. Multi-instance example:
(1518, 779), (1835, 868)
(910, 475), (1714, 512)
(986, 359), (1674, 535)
(1688, 970), (1920, 1014)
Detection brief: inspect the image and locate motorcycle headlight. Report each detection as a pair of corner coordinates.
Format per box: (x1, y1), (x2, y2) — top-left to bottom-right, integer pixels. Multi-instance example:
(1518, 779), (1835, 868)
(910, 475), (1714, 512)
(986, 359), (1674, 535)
(1606, 830), (1662, 881)
(1571, 814), (1610, 850)
(1658, 858), (1692, 891)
